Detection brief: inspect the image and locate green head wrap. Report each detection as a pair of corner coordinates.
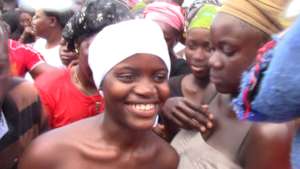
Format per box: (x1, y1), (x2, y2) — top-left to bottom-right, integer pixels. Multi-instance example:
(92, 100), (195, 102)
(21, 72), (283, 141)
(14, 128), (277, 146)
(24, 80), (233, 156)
(188, 4), (219, 30)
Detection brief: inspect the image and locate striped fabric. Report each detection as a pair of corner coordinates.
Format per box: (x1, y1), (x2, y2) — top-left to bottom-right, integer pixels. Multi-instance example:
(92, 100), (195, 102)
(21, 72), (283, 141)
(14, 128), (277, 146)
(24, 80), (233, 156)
(0, 78), (45, 169)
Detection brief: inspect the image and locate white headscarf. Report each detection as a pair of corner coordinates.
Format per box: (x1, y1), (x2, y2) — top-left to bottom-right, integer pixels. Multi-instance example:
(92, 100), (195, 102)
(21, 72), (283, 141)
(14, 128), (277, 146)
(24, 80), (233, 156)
(88, 19), (170, 89)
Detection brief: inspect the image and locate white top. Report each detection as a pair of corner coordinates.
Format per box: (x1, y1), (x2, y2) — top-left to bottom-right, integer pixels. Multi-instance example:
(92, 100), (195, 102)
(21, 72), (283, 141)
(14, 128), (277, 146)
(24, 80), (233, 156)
(33, 38), (64, 68)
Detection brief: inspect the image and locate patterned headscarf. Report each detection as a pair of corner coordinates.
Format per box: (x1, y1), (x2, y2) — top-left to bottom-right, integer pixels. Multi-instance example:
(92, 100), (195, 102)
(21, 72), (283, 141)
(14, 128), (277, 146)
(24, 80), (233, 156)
(219, 0), (291, 35)
(186, 0), (221, 22)
(144, 1), (185, 32)
(188, 4), (219, 30)
(62, 0), (133, 50)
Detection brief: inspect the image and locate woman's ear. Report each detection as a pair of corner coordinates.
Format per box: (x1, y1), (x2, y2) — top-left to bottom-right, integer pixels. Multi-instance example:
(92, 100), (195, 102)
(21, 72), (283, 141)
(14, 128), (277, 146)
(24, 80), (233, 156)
(49, 16), (58, 27)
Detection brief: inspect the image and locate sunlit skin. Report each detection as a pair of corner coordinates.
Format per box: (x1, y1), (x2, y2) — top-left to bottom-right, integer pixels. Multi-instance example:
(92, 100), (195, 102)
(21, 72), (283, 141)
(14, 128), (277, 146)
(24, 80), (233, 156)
(19, 54), (178, 169)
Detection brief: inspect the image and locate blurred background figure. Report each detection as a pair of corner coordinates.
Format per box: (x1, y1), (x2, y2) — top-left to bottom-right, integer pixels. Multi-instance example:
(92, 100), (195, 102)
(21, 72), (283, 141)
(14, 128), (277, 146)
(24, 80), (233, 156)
(34, 0), (132, 129)
(0, 20), (46, 169)
(144, 1), (190, 76)
(31, 7), (73, 67)
(18, 9), (35, 44)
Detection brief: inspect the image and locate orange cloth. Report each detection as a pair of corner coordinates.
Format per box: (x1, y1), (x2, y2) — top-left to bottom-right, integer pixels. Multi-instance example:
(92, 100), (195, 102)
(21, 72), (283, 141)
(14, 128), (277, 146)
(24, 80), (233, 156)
(219, 0), (291, 35)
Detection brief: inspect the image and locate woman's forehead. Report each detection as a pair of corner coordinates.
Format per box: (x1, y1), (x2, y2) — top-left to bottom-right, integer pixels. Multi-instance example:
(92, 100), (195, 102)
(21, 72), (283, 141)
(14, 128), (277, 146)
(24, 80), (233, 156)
(115, 54), (167, 67)
(212, 13), (258, 42)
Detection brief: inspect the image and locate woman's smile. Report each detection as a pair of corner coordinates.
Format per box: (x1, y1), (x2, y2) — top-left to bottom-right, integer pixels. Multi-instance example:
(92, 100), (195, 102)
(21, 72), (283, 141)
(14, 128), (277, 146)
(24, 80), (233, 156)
(125, 103), (160, 118)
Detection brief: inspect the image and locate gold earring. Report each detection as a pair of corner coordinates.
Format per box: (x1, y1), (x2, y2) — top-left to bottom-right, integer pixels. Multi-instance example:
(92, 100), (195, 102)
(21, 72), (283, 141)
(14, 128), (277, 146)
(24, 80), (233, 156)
(75, 48), (79, 54)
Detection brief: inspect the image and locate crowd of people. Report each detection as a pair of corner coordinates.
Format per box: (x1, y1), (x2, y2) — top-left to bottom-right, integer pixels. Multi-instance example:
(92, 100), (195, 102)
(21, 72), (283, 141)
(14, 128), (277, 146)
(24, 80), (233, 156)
(0, 0), (299, 169)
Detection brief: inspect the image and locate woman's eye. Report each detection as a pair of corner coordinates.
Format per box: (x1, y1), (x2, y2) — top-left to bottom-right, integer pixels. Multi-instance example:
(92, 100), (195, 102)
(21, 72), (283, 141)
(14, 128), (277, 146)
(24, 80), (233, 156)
(186, 43), (197, 50)
(153, 73), (167, 83)
(117, 73), (136, 83)
(222, 45), (236, 56)
(202, 42), (213, 52)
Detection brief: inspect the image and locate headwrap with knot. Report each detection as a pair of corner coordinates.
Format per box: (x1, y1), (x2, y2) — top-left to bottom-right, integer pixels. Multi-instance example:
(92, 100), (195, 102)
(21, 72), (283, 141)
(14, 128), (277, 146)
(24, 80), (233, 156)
(186, 0), (221, 22)
(89, 19), (170, 89)
(219, 0), (291, 35)
(144, 1), (185, 32)
(188, 4), (220, 30)
(62, 0), (133, 50)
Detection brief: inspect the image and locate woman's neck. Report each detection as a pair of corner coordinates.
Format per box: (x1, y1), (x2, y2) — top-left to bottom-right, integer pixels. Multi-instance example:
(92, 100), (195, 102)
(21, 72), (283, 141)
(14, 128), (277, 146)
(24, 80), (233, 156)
(45, 29), (62, 49)
(72, 66), (98, 96)
(192, 75), (210, 89)
(100, 113), (152, 151)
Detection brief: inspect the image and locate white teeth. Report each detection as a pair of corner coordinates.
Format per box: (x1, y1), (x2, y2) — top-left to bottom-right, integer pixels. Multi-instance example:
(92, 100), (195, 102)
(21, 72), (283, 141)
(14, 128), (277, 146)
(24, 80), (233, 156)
(131, 104), (155, 111)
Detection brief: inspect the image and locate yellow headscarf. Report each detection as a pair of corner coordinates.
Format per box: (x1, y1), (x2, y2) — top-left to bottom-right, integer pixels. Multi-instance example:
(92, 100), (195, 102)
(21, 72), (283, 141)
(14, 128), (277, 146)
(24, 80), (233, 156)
(188, 4), (219, 30)
(219, 0), (291, 35)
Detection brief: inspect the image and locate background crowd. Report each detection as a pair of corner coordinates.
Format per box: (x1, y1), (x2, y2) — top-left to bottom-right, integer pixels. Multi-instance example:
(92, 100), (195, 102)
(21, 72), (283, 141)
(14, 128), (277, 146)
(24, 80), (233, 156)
(0, 0), (299, 169)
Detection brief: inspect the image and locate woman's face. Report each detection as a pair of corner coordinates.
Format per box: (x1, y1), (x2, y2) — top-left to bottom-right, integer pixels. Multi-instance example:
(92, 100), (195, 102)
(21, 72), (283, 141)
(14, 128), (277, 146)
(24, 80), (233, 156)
(209, 13), (266, 94)
(31, 9), (52, 37)
(59, 38), (78, 66)
(185, 28), (212, 79)
(19, 12), (32, 28)
(77, 35), (96, 79)
(102, 54), (170, 130)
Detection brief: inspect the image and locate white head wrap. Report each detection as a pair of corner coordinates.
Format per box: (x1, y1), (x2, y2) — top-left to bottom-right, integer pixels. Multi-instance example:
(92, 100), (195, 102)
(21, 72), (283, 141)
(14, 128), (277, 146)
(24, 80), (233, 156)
(88, 19), (170, 89)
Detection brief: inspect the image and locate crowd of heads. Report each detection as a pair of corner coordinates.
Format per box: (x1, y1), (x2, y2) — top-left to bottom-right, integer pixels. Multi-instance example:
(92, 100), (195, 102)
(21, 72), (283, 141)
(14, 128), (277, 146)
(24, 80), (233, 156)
(0, 0), (300, 169)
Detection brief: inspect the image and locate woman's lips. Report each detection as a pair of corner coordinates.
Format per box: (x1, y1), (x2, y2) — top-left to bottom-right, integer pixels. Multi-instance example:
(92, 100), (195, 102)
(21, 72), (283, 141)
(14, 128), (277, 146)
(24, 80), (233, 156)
(210, 74), (222, 84)
(191, 65), (206, 72)
(126, 103), (159, 118)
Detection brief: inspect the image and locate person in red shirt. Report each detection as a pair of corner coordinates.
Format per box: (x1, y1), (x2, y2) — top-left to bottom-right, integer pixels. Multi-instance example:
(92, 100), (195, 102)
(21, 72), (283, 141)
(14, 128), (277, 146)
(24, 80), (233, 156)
(34, 0), (133, 128)
(8, 39), (55, 78)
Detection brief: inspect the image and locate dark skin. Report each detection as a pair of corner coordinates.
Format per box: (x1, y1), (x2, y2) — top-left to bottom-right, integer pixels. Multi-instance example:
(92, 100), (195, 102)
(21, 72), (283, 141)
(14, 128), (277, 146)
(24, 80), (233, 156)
(161, 27), (216, 140)
(59, 38), (78, 67)
(29, 62), (57, 79)
(206, 13), (294, 169)
(19, 54), (178, 169)
(40, 35), (98, 117)
(156, 21), (181, 61)
(70, 35), (98, 96)
(32, 9), (62, 49)
(18, 11), (36, 44)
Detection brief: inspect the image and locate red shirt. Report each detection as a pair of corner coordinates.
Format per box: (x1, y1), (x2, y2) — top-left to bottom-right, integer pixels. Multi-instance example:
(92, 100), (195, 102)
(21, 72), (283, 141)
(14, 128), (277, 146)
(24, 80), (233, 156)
(35, 68), (104, 128)
(8, 39), (45, 77)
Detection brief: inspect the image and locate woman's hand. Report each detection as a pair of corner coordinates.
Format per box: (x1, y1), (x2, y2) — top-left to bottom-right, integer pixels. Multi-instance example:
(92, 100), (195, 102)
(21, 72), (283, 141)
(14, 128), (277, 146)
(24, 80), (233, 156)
(162, 97), (214, 133)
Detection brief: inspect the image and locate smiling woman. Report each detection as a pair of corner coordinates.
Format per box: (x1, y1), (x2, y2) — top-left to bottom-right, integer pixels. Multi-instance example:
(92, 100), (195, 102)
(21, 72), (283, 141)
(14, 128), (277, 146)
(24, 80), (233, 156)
(102, 54), (170, 130)
(19, 19), (178, 169)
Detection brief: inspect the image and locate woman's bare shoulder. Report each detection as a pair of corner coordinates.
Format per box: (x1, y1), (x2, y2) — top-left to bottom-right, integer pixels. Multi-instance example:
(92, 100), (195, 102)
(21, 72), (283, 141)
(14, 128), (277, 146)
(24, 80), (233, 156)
(19, 116), (100, 169)
(240, 122), (295, 169)
(152, 133), (179, 169)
